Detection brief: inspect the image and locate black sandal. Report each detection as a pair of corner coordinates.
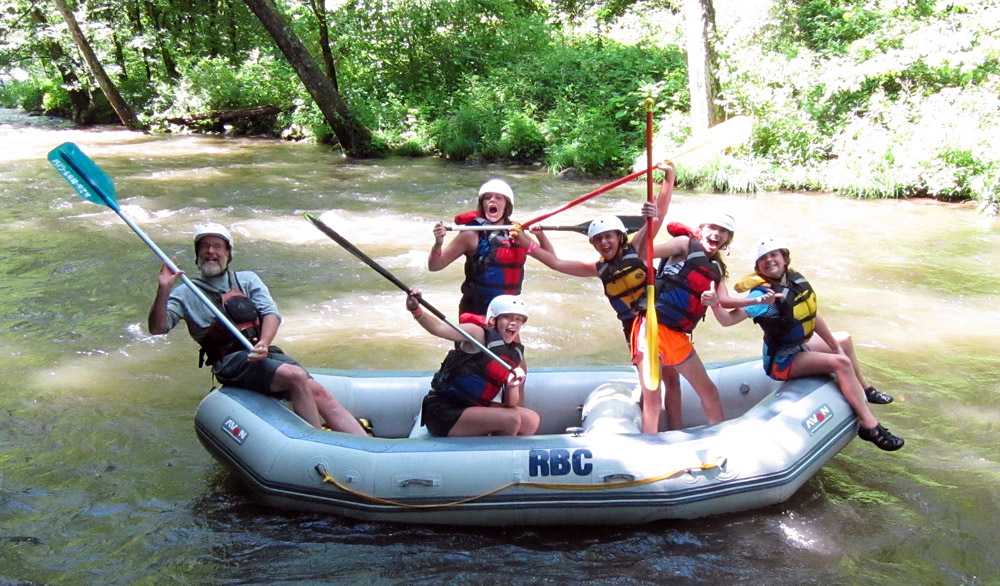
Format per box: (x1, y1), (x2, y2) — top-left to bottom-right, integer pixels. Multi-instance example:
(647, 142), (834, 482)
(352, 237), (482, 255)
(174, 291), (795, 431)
(858, 423), (904, 451)
(864, 386), (893, 404)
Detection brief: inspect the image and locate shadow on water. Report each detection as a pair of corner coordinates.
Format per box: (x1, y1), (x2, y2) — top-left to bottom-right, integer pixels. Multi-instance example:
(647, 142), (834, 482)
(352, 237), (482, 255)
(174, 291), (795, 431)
(192, 467), (850, 586)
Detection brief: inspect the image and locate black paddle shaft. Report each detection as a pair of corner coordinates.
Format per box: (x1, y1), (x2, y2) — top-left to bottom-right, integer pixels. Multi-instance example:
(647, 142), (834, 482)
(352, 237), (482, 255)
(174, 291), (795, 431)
(304, 213), (448, 320)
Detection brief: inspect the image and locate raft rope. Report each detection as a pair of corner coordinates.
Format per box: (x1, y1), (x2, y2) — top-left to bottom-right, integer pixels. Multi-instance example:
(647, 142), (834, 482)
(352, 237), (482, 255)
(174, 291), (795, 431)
(314, 460), (723, 509)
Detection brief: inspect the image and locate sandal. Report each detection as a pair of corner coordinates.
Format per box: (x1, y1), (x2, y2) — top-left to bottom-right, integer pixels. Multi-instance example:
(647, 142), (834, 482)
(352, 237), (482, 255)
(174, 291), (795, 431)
(864, 386), (893, 404)
(858, 423), (904, 451)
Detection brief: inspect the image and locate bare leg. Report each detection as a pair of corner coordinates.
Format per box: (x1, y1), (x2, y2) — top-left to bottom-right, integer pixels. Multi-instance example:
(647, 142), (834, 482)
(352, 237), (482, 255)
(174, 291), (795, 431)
(673, 352), (724, 426)
(515, 407), (540, 436)
(807, 331), (870, 389)
(662, 367), (682, 431)
(309, 379), (366, 435)
(448, 405), (522, 436)
(270, 364), (366, 435)
(642, 377), (665, 433)
(787, 351), (878, 429)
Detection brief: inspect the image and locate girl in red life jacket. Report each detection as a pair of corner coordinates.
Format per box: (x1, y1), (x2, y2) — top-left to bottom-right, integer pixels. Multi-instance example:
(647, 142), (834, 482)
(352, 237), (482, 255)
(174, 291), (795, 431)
(628, 211), (738, 433)
(427, 179), (554, 326)
(406, 292), (540, 437)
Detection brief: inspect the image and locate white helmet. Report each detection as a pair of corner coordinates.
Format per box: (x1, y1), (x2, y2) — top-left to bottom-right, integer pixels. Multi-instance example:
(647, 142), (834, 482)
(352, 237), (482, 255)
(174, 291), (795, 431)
(194, 222), (233, 249)
(755, 237), (789, 262)
(587, 214), (627, 240)
(486, 295), (528, 323)
(701, 212), (736, 234)
(478, 178), (514, 206)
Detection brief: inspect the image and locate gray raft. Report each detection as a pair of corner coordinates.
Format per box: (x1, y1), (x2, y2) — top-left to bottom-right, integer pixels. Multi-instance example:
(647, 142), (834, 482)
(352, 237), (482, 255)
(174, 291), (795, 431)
(194, 358), (857, 526)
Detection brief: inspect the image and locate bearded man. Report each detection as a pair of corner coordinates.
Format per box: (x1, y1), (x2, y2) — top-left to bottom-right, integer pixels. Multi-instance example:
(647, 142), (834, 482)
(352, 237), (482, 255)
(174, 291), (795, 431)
(147, 222), (365, 435)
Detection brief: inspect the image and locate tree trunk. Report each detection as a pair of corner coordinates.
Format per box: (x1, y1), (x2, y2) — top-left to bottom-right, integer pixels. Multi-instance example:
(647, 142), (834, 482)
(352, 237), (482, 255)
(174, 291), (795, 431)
(309, 0), (339, 91)
(242, 0), (377, 157)
(51, 0), (143, 130)
(684, 0), (724, 138)
(30, 6), (92, 122)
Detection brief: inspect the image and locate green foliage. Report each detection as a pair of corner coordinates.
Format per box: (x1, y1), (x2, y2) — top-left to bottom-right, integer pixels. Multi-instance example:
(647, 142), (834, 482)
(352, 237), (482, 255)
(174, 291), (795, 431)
(498, 113), (547, 162)
(430, 104), (494, 161)
(0, 80), (45, 110)
(544, 103), (633, 175)
(793, 0), (883, 55)
(7, 0), (1000, 206)
(724, 0), (1000, 206)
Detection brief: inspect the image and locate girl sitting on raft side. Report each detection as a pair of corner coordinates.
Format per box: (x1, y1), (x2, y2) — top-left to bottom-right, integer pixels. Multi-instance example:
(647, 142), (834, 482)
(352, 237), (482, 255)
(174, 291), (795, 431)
(706, 238), (903, 451)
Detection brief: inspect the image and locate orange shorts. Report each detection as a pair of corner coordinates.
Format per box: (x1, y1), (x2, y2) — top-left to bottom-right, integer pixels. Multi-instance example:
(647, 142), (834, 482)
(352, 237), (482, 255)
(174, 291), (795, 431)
(629, 317), (694, 368)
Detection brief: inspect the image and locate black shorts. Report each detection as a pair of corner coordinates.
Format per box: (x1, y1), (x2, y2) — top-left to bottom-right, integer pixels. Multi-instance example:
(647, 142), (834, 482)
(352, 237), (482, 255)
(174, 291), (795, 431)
(213, 347), (306, 396)
(421, 393), (469, 437)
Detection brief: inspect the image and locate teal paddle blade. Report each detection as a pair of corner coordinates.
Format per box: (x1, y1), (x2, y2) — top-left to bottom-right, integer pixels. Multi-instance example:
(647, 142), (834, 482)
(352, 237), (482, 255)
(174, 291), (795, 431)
(48, 142), (118, 210)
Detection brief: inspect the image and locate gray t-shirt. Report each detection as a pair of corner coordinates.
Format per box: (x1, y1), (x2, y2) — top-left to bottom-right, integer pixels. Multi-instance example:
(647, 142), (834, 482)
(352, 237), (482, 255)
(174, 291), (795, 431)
(165, 270), (281, 343)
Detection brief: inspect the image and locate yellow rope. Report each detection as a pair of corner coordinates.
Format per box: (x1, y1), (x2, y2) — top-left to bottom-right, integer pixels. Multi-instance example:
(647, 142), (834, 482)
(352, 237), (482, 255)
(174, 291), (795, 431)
(315, 460), (720, 509)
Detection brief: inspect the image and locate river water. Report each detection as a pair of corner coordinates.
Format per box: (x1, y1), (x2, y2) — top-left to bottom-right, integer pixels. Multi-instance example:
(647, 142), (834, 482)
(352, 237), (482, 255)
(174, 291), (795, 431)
(1, 108), (998, 585)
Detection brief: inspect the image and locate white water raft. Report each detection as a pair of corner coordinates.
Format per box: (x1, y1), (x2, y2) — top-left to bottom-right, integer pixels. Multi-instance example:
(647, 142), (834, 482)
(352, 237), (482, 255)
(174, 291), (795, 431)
(194, 358), (857, 526)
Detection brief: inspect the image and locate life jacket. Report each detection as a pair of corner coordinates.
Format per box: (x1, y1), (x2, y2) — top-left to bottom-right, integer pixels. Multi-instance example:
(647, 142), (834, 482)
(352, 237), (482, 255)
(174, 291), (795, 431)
(649, 237), (721, 333)
(746, 270), (818, 352)
(459, 216), (526, 316)
(454, 210), (481, 225)
(195, 272), (262, 367)
(666, 222), (697, 238)
(430, 327), (523, 407)
(596, 243), (647, 323)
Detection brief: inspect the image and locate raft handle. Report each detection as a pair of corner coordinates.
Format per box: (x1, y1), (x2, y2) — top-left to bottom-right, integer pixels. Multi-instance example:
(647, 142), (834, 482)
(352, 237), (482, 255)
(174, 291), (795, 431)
(602, 473), (636, 484)
(398, 477), (440, 488)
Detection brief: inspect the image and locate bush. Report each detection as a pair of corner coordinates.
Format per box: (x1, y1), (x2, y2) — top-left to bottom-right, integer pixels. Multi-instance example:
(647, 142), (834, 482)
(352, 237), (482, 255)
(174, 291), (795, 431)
(498, 113), (546, 162)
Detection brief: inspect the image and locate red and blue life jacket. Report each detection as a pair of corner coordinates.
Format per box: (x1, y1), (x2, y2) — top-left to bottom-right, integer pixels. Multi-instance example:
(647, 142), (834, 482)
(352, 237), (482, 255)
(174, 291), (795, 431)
(651, 237), (722, 333)
(459, 216), (527, 316)
(430, 327), (523, 407)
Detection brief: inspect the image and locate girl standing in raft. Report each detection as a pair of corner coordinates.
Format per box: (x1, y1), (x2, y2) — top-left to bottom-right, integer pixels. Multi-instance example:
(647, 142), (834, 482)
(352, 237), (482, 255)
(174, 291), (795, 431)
(428, 179), (553, 326)
(407, 292), (540, 437)
(707, 238), (903, 451)
(631, 212), (746, 433)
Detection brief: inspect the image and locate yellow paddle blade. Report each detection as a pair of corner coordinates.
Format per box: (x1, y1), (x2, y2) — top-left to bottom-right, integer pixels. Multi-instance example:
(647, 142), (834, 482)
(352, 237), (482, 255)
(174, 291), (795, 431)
(642, 287), (660, 391)
(640, 115), (754, 170)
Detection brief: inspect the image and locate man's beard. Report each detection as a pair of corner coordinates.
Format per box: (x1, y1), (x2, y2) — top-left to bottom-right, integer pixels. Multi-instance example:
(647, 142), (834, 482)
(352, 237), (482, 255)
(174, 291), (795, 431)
(198, 257), (228, 278)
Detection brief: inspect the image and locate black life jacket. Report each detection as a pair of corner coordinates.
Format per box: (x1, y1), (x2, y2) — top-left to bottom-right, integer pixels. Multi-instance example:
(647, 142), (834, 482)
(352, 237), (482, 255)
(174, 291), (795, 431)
(195, 272), (262, 367)
(430, 327), (523, 407)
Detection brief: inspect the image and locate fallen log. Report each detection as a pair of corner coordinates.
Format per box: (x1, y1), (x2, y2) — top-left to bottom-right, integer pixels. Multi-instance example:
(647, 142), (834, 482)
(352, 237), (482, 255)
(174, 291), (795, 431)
(162, 105), (285, 126)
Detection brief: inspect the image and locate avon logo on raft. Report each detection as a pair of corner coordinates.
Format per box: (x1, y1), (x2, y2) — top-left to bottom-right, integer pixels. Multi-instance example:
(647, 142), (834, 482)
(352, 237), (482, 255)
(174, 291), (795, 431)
(222, 418), (248, 444)
(802, 404), (834, 435)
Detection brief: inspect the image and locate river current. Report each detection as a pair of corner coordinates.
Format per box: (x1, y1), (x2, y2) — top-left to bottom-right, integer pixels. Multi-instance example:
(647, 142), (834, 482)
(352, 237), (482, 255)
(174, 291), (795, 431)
(1, 109), (997, 585)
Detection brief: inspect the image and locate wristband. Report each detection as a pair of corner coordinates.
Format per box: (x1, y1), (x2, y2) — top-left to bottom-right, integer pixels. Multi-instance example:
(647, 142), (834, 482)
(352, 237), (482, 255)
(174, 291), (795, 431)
(525, 242), (539, 254)
(411, 309), (423, 320)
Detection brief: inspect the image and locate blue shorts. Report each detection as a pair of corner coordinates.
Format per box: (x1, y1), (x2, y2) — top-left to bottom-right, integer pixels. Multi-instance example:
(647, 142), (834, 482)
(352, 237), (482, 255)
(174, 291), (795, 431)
(213, 347), (307, 395)
(762, 343), (808, 381)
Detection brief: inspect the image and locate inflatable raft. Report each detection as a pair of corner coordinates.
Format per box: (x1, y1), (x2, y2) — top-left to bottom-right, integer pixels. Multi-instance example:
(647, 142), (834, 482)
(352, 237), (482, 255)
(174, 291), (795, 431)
(194, 358), (858, 526)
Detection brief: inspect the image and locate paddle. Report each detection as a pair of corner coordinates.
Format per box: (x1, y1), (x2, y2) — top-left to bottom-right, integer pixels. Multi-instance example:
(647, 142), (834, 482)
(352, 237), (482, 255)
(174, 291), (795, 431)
(642, 99), (661, 394)
(520, 115), (753, 229)
(303, 212), (514, 372)
(446, 215), (646, 235)
(47, 142), (254, 352)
